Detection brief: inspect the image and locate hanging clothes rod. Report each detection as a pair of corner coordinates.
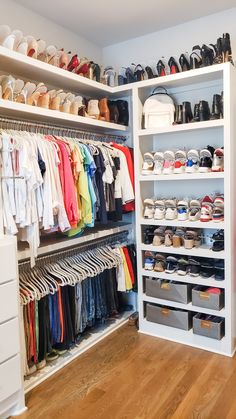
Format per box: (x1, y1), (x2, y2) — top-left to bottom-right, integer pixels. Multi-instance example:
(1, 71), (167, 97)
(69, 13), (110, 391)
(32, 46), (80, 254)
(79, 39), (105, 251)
(0, 116), (127, 141)
(18, 230), (129, 268)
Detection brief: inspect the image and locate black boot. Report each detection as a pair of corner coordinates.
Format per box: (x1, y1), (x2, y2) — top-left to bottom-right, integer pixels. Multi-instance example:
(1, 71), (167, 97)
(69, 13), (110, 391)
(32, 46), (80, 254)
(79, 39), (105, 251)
(116, 100), (129, 126)
(168, 57), (179, 74)
(210, 94), (222, 120)
(193, 103), (200, 122)
(199, 100), (210, 121)
(182, 102), (193, 123)
(221, 33), (232, 63)
(174, 105), (183, 124)
(179, 53), (190, 71)
(108, 101), (119, 124)
(145, 66), (155, 79)
(220, 91), (224, 118)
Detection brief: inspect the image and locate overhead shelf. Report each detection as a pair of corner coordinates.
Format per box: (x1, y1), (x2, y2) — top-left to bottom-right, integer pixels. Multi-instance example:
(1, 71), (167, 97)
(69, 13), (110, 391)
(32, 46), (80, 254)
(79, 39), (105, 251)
(140, 218), (224, 229)
(141, 269), (225, 288)
(139, 172), (224, 181)
(141, 243), (225, 259)
(138, 119), (224, 137)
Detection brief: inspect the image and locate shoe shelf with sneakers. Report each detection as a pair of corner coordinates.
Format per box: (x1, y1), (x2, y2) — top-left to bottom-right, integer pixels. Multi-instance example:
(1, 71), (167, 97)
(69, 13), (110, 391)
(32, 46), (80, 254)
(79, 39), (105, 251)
(134, 59), (236, 354)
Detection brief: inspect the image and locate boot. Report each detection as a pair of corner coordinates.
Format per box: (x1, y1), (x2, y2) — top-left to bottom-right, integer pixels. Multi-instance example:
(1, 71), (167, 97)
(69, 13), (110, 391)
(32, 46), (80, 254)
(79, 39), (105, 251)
(182, 101), (193, 123)
(174, 105), (183, 124)
(108, 101), (119, 124)
(99, 98), (110, 122)
(222, 33), (232, 63)
(210, 94), (221, 120)
(220, 91), (224, 118)
(193, 103), (200, 122)
(199, 100), (210, 121)
(116, 100), (129, 126)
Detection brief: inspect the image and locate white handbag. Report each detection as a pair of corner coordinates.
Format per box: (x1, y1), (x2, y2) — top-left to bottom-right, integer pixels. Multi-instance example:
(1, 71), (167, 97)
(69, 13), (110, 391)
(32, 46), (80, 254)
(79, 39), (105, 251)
(143, 87), (175, 129)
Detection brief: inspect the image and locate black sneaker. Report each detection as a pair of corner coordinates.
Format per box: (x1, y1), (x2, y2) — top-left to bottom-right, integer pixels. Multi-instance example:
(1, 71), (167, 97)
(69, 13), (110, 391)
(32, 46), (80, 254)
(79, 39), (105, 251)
(144, 227), (155, 244)
(212, 230), (224, 252)
(200, 258), (215, 278)
(199, 146), (215, 173)
(214, 259), (225, 281)
(177, 258), (189, 276)
(188, 258), (200, 277)
(165, 256), (178, 274)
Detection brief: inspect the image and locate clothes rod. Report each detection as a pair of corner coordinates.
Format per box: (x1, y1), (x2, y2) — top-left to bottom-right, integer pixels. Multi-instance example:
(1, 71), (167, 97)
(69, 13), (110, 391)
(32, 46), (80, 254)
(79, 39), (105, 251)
(0, 116), (127, 141)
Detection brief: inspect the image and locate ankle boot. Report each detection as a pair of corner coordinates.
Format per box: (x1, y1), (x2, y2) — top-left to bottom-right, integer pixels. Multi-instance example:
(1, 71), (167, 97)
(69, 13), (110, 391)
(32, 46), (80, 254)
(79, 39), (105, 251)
(145, 66), (155, 79)
(221, 33), (232, 63)
(174, 105), (183, 124)
(116, 100), (129, 126)
(182, 101), (193, 123)
(199, 100), (210, 121)
(220, 91), (224, 118)
(99, 98), (110, 122)
(210, 94), (221, 120)
(156, 60), (166, 77)
(108, 100), (119, 123)
(201, 44), (215, 67)
(193, 103), (200, 122)
(168, 57), (179, 74)
(179, 54), (190, 71)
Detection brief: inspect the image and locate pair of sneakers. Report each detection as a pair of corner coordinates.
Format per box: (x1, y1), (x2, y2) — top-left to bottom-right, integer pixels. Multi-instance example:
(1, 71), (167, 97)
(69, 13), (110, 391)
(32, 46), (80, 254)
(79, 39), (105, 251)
(143, 198), (177, 220)
(200, 195), (224, 222)
(186, 146), (224, 173)
(142, 150), (186, 175)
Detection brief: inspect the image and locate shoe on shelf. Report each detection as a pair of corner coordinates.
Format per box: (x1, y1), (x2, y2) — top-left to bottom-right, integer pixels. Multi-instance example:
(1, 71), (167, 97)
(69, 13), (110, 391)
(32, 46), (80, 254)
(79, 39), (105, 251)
(144, 227), (155, 245)
(156, 59), (167, 77)
(108, 101), (119, 123)
(103, 66), (116, 87)
(144, 257), (155, 271)
(185, 149), (200, 173)
(133, 63), (145, 82)
(200, 195), (214, 222)
(164, 228), (174, 247)
(212, 148), (224, 172)
(193, 103), (200, 122)
(212, 196), (224, 222)
(142, 152), (154, 175)
(163, 150), (175, 174)
(200, 259), (215, 278)
(99, 98), (110, 122)
(168, 56), (180, 74)
(116, 100), (129, 126)
(214, 259), (225, 281)
(165, 256), (178, 274)
(179, 53), (190, 71)
(165, 199), (177, 220)
(199, 100), (210, 121)
(87, 99), (100, 119)
(199, 146), (214, 173)
(154, 199), (166, 220)
(174, 150), (187, 174)
(201, 44), (215, 67)
(153, 152), (164, 175)
(189, 199), (201, 221)
(145, 66), (155, 79)
(212, 230), (224, 252)
(174, 104), (183, 124)
(210, 94), (222, 120)
(182, 101), (193, 123)
(154, 254), (166, 272)
(143, 198), (155, 219)
(173, 228), (185, 248)
(177, 258), (189, 276)
(118, 68), (127, 86)
(177, 200), (189, 221)
(188, 258), (201, 277)
(152, 227), (165, 246)
(190, 46), (202, 69)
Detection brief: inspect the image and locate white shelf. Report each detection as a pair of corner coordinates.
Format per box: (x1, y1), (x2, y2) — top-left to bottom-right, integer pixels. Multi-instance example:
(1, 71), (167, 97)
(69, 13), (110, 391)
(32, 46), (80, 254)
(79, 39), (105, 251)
(138, 119), (224, 137)
(140, 218), (224, 229)
(142, 294), (225, 316)
(24, 310), (133, 393)
(141, 243), (225, 259)
(141, 269), (225, 288)
(18, 222), (131, 261)
(0, 99), (128, 132)
(139, 319), (230, 356)
(139, 172), (224, 182)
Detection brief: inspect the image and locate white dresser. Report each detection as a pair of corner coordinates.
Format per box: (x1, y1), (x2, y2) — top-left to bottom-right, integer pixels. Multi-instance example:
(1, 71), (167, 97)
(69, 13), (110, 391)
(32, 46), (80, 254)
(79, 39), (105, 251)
(0, 236), (26, 419)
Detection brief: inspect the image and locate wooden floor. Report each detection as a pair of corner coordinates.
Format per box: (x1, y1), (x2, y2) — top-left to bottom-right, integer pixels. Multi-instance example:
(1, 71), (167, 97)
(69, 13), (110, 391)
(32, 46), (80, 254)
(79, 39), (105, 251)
(19, 324), (236, 419)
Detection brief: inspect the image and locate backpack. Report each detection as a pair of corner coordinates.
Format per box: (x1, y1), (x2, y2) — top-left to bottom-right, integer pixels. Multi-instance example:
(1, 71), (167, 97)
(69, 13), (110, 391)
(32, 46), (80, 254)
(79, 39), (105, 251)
(143, 87), (175, 129)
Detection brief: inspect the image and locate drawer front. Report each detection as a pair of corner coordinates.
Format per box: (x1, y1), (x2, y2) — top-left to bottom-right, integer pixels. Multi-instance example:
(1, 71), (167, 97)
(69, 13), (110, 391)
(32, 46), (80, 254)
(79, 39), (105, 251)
(0, 282), (18, 324)
(0, 355), (22, 403)
(0, 240), (17, 284)
(0, 318), (20, 364)
(146, 303), (191, 331)
(193, 315), (225, 340)
(146, 278), (191, 304)
(192, 288), (224, 310)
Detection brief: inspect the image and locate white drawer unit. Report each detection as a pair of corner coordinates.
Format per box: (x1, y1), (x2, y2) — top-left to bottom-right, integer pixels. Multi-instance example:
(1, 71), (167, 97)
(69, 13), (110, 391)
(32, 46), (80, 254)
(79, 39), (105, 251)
(0, 318), (20, 364)
(0, 281), (18, 324)
(0, 239), (17, 285)
(0, 355), (22, 403)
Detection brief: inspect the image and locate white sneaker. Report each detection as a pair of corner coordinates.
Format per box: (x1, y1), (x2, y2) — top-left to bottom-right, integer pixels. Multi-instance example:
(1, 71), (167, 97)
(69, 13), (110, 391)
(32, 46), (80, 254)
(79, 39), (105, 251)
(177, 200), (189, 221)
(154, 200), (165, 220)
(153, 152), (164, 175)
(163, 150), (175, 175)
(143, 198), (155, 218)
(142, 152), (154, 175)
(165, 199), (177, 220)
(212, 148), (224, 172)
(185, 149), (199, 173)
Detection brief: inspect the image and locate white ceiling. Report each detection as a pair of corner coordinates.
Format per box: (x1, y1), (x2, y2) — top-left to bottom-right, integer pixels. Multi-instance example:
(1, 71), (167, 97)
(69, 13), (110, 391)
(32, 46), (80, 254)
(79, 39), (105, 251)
(15, 0), (236, 46)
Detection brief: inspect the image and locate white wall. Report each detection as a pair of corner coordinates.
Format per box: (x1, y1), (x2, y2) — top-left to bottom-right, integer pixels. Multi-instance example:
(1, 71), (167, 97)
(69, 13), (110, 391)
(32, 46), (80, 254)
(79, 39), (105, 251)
(1, 0), (102, 63)
(102, 8), (236, 71)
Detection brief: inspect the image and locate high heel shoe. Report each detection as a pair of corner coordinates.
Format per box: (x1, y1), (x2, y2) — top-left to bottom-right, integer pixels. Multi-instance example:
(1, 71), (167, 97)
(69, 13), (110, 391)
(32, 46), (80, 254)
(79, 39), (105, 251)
(76, 58), (90, 76)
(59, 49), (71, 69)
(190, 46), (202, 69)
(118, 68), (127, 85)
(156, 59), (166, 77)
(89, 62), (101, 82)
(133, 64), (145, 82)
(182, 102), (193, 123)
(26, 35), (38, 58)
(0, 75), (15, 101)
(179, 53), (190, 71)
(125, 67), (136, 84)
(168, 57), (180, 74)
(67, 54), (79, 72)
(99, 98), (110, 122)
(145, 66), (155, 79)
(221, 33), (232, 63)
(27, 83), (47, 106)
(201, 44), (215, 67)
(70, 96), (85, 115)
(15, 81), (36, 104)
(0, 25), (15, 50)
(103, 66), (116, 86)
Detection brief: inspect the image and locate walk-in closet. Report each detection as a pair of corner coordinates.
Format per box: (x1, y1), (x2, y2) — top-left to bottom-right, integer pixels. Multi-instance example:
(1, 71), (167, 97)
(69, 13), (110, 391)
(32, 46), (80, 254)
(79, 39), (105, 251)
(1, 1), (236, 418)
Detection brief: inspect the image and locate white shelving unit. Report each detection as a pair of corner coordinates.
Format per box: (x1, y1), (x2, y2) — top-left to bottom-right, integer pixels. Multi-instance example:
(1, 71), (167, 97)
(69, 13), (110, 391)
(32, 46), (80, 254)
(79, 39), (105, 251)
(133, 62), (236, 357)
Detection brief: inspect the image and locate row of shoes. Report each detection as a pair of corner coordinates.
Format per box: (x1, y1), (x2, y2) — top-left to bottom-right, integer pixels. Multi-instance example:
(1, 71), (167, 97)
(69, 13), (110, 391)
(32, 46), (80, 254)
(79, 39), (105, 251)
(174, 93), (223, 125)
(142, 146), (224, 175)
(143, 195), (224, 223)
(118, 33), (232, 85)
(0, 75), (129, 124)
(144, 227), (224, 252)
(144, 252), (224, 280)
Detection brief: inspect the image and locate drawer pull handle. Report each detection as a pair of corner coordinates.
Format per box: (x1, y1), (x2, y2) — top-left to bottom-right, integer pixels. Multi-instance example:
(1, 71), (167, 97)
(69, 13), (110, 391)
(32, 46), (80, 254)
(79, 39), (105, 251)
(161, 283), (170, 290)
(201, 320), (212, 329)
(199, 292), (210, 300)
(161, 308), (170, 316)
